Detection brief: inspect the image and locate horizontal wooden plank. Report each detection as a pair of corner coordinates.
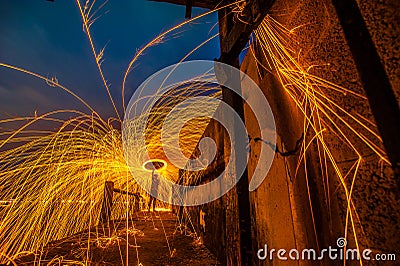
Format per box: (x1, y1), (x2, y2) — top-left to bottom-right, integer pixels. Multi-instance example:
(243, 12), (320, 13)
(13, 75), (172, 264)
(113, 188), (141, 198)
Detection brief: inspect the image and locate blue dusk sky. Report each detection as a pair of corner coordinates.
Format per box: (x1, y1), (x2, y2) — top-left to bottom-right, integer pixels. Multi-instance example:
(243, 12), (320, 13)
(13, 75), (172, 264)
(0, 0), (220, 119)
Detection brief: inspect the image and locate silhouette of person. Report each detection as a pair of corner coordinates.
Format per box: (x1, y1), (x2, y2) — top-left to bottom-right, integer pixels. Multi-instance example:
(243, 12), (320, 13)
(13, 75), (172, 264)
(148, 170), (159, 212)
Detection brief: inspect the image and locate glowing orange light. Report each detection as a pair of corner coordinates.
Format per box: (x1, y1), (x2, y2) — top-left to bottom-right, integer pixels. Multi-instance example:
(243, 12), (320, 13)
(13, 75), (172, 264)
(142, 159), (167, 172)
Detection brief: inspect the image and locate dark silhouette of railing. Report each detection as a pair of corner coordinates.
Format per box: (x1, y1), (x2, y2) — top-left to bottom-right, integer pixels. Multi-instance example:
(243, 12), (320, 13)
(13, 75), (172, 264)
(99, 181), (142, 225)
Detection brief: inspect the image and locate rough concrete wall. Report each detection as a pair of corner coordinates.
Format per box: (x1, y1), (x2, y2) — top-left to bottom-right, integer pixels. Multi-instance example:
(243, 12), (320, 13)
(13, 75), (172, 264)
(241, 0), (400, 263)
(241, 54), (320, 266)
(177, 118), (234, 265)
(177, 0), (399, 264)
(357, 0), (400, 100)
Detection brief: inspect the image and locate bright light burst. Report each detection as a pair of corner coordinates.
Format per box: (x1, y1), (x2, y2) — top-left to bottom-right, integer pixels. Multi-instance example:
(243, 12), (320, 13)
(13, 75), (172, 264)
(0, 0), (221, 264)
(0, 0), (390, 265)
(0, 111), (135, 261)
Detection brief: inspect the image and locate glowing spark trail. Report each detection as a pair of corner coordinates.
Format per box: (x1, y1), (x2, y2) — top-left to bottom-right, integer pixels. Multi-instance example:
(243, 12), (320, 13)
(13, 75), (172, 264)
(252, 15), (389, 264)
(0, 1), (389, 265)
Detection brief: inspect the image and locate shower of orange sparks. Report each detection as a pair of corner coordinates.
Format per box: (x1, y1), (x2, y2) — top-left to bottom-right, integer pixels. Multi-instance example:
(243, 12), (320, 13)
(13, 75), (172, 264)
(0, 1), (390, 265)
(252, 15), (390, 265)
(0, 1), (225, 263)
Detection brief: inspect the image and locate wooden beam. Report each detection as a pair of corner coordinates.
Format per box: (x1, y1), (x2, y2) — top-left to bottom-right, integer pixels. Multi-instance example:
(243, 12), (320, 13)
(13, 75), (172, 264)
(149, 0), (217, 9)
(113, 188), (141, 200)
(185, 0), (193, 18)
(216, 2), (274, 265)
(150, 0), (274, 60)
(99, 181), (114, 225)
(219, 0), (275, 64)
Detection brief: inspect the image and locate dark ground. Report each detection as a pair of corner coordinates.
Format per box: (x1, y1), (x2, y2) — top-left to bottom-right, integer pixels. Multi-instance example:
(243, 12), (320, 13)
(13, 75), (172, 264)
(15, 211), (220, 265)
